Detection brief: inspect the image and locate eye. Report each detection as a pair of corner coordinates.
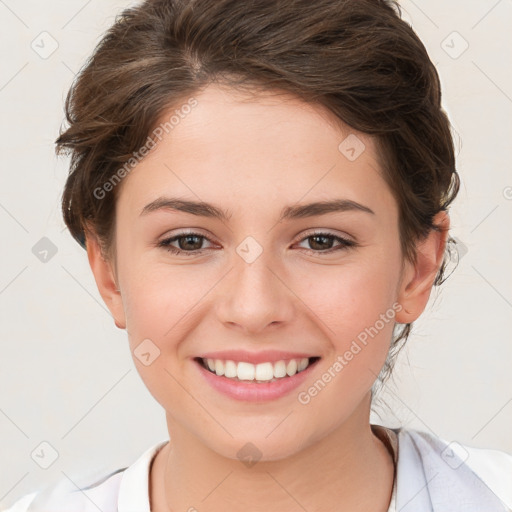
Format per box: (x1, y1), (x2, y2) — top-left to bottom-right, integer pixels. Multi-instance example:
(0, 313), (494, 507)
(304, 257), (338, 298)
(157, 230), (357, 256)
(157, 232), (215, 256)
(295, 231), (357, 254)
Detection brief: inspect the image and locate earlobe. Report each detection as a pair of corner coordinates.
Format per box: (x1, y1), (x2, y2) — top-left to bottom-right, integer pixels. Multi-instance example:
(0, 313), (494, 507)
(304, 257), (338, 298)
(395, 211), (450, 324)
(85, 229), (127, 330)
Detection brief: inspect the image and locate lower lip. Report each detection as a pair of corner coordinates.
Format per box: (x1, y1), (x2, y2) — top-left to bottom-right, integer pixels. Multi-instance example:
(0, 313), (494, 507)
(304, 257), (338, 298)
(194, 359), (319, 402)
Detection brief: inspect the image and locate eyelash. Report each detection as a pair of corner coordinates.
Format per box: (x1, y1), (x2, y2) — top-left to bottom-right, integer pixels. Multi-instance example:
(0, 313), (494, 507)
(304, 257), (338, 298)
(157, 231), (357, 256)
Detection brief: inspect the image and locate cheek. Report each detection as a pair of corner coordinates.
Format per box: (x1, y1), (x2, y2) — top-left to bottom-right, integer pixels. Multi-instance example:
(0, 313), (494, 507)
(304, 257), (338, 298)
(120, 262), (216, 406)
(119, 266), (200, 410)
(298, 250), (402, 369)
(122, 260), (205, 338)
(291, 262), (400, 424)
(307, 251), (400, 324)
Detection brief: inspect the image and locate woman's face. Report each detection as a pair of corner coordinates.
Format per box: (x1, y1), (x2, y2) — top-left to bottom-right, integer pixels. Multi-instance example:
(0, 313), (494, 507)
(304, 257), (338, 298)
(96, 84), (417, 460)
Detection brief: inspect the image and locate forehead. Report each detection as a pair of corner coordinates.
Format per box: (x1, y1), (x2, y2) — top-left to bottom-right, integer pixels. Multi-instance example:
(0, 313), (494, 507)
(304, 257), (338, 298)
(116, 83), (395, 219)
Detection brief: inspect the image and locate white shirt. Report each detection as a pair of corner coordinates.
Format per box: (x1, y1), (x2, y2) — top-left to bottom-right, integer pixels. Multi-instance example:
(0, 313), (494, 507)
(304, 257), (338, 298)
(3, 427), (511, 512)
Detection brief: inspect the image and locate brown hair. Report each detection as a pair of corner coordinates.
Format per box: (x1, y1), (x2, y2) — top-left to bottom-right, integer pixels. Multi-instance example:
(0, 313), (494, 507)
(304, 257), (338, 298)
(55, 0), (460, 392)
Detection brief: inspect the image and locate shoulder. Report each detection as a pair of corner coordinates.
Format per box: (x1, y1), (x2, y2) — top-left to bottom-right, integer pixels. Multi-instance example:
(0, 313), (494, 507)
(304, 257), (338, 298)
(1, 469), (125, 512)
(397, 427), (512, 510)
(0, 492), (38, 512)
(1, 439), (168, 512)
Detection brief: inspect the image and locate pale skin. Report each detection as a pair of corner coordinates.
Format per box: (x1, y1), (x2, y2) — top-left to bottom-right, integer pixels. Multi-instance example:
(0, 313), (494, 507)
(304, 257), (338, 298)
(86, 83), (449, 511)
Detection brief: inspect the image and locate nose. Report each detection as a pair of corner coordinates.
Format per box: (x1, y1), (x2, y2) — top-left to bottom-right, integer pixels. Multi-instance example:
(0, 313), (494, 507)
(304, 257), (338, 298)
(215, 248), (295, 335)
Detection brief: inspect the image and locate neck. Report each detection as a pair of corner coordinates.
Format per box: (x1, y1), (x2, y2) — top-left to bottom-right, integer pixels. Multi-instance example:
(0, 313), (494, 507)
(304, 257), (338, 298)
(150, 394), (395, 512)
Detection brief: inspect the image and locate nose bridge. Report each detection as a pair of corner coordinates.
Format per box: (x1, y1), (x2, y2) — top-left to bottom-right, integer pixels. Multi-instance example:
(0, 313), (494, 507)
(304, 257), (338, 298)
(216, 237), (293, 332)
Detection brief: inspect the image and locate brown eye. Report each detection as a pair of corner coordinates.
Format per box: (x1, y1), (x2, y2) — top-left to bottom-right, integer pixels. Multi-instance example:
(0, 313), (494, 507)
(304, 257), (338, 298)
(308, 234), (335, 251)
(157, 232), (213, 255)
(176, 234), (204, 251)
(297, 232), (357, 253)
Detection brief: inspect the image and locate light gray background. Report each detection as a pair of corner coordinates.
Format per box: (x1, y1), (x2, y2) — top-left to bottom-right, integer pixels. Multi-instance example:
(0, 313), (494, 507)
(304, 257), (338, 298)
(1, 0), (511, 508)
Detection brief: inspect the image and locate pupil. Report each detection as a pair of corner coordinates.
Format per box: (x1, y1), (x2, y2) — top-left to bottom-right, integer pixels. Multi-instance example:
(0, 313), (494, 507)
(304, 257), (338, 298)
(310, 235), (332, 250)
(181, 235), (201, 250)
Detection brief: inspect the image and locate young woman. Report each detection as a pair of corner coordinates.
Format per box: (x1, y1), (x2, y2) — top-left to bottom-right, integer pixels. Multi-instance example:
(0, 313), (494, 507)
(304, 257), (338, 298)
(6, 0), (511, 511)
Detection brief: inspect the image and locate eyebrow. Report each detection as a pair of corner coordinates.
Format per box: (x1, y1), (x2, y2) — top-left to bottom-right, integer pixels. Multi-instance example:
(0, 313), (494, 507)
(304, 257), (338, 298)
(139, 197), (375, 222)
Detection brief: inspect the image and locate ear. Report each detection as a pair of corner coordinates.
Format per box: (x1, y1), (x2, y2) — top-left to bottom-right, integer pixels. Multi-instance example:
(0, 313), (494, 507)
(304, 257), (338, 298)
(85, 227), (126, 330)
(395, 211), (450, 324)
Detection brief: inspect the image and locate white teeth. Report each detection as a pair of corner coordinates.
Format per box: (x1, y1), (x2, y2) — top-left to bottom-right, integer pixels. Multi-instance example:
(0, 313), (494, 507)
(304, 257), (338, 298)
(224, 360), (237, 378)
(215, 359), (224, 376)
(255, 362), (274, 381)
(286, 359), (298, 376)
(273, 360), (287, 378)
(297, 358), (309, 372)
(237, 361), (255, 380)
(201, 357), (313, 382)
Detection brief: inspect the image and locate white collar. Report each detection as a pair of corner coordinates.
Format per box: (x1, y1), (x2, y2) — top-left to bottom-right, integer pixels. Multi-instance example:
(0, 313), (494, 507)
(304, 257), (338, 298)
(117, 439), (168, 512)
(395, 429), (510, 511)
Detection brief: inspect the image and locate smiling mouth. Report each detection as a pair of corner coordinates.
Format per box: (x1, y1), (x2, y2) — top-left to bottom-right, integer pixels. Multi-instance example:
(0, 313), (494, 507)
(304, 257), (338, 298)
(194, 356), (321, 383)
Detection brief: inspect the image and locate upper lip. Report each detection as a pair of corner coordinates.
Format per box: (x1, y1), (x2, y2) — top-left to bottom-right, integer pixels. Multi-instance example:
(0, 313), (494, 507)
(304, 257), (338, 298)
(196, 350), (319, 365)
